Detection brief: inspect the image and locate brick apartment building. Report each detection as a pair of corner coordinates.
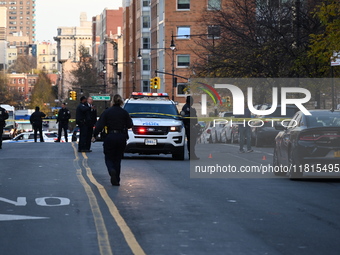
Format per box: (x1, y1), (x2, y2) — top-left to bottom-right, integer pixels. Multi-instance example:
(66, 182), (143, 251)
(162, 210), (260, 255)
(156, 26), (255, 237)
(0, 0), (37, 43)
(92, 7), (123, 96)
(123, 0), (223, 102)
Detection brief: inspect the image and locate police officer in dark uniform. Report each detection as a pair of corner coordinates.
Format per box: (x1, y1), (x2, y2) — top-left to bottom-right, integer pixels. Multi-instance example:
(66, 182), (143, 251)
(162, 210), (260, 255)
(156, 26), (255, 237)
(181, 96), (200, 160)
(76, 96), (91, 152)
(29, 106), (46, 142)
(86, 96), (97, 151)
(93, 94), (133, 186)
(55, 103), (71, 142)
(0, 106), (9, 149)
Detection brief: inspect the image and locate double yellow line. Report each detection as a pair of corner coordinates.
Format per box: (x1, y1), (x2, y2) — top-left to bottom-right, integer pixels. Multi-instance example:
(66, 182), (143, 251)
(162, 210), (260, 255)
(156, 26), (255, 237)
(71, 143), (146, 255)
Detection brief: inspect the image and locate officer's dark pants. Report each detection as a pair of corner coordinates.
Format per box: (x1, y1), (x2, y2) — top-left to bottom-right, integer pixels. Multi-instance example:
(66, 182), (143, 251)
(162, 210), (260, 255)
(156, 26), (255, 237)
(78, 123), (88, 151)
(103, 133), (126, 183)
(185, 125), (197, 158)
(85, 126), (93, 150)
(57, 122), (68, 142)
(0, 126), (3, 148)
(239, 125), (252, 151)
(33, 125), (44, 142)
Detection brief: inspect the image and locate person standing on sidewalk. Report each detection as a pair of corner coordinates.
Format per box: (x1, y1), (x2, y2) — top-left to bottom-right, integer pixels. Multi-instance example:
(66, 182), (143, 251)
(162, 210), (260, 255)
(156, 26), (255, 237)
(55, 103), (71, 142)
(0, 106), (9, 149)
(30, 106), (46, 143)
(93, 94), (133, 186)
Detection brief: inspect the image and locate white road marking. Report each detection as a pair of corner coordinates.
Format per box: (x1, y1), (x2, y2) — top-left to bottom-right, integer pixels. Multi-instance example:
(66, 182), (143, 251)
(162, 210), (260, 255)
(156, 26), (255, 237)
(0, 214), (49, 221)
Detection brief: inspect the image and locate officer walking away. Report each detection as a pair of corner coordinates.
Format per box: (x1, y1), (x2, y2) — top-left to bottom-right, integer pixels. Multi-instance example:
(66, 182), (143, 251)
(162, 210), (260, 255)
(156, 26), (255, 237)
(55, 103), (71, 142)
(238, 106), (253, 153)
(93, 94), (133, 186)
(30, 106), (46, 142)
(76, 96), (91, 152)
(0, 105), (9, 149)
(181, 95), (200, 160)
(86, 96), (97, 150)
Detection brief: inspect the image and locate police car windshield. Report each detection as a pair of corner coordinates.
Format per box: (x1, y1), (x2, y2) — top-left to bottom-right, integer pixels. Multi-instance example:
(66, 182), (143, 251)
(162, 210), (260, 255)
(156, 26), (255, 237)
(124, 103), (179, 119)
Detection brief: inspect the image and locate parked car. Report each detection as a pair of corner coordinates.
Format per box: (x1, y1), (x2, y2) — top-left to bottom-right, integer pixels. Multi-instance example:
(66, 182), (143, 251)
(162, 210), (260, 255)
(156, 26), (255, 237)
(2, 124), (17, 140)
(210, 120), (227, 143)
(251, 105), (300, 147)
(273, 110), (340, 179)
(220, 118), (237, 143)
(199, 121), (214, 144)
(4, 132), (59, 143)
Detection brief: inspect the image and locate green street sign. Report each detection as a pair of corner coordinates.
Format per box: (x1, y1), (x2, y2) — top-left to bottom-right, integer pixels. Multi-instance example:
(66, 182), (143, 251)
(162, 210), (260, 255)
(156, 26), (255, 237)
(92, 96), (111, 101)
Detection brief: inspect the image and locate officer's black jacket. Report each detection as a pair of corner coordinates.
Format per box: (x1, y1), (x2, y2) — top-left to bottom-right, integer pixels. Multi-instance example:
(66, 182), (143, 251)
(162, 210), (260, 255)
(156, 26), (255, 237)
(57, 108), (71, 123)
(0, 107), (9, 127)
(76, 103), (91, 125)
(30, 111), (46, 126)
(181, 103), (198, 128)
(94, 105), (133, 137)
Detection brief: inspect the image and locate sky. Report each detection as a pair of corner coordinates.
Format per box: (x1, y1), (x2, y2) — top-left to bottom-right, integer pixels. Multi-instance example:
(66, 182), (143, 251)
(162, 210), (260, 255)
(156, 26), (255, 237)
(35, 0), (122, 42)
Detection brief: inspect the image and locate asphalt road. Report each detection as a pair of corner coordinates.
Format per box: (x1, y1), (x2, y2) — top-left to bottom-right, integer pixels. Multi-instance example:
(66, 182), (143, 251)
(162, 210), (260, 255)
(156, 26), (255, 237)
(0, 141), (339, 255)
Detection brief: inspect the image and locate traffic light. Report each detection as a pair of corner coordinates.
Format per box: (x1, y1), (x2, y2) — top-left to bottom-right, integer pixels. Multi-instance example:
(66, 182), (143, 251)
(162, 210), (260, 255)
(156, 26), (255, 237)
(226, 96), (231, 106)
(154, 77), (160, 89)
(69, 91), (77, 100)
(150, 77), (155, 89)
(54, 109), (58, 116)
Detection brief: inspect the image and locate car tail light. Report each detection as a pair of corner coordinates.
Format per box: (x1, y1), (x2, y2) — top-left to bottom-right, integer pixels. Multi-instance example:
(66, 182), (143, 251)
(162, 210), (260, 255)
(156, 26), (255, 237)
(299, 131), (339, 141)
(139, 128), (146, 133)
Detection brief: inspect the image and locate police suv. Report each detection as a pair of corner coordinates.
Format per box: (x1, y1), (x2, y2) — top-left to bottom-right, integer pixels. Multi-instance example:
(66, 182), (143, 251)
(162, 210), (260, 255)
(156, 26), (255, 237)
(123, 92), (185, 160)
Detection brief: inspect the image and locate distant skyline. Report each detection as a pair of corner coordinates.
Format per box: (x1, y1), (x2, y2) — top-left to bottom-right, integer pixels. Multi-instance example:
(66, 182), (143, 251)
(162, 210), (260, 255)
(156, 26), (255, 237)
(35, 0), (122, 42)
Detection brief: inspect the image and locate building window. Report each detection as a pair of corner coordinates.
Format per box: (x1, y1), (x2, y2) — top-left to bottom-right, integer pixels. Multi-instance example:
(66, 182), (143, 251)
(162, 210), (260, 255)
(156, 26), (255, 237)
(43, 57), (45, 62)
(0, 2), (7, 5)
(177, 0), (190, 10)
(177, 83), (189, 95)
(142, 16), (150, 28)
(42, 49), (45, 54)
(9, 1), (16, 4)
(142, 58), (150, 71)
(142, 80), (149, 92)
(177, 55), (190, 67)
(142, 0), (150, 6)
(208, 0), (221, 10)
(142, 37), (150, 49)
(52, 57), (56, 62)
(208, 25), (221, 38)
(177, 26), (190, 39)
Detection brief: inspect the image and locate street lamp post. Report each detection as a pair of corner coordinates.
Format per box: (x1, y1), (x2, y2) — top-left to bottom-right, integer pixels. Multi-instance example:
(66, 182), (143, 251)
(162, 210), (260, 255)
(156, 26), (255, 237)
(169, 32), (218, 100)
(170, 33), (176, 101)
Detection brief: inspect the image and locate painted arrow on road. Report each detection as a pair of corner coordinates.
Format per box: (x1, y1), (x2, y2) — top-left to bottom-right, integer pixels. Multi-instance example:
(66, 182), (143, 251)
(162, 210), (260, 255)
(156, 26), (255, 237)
(0, 214), (49, 221)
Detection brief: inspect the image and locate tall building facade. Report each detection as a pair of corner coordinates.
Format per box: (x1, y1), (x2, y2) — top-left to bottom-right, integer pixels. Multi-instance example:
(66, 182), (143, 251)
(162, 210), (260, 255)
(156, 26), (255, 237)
(123, 0), (222, 102)
(54, 13), (93, 101)
(0, 0), (37, 43)
(0, 6), (7, 69)
(92, 7), (123, 96)
(36, 41), (57, 73)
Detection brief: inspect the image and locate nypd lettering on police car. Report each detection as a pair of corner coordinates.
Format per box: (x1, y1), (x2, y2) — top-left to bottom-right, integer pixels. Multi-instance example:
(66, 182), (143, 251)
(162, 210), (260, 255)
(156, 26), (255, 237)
(142, 122), (159, 126)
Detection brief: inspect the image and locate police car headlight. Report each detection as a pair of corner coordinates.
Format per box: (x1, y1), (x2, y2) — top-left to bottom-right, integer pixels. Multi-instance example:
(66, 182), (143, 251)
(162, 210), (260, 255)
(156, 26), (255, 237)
(169, 126), (182, 132)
